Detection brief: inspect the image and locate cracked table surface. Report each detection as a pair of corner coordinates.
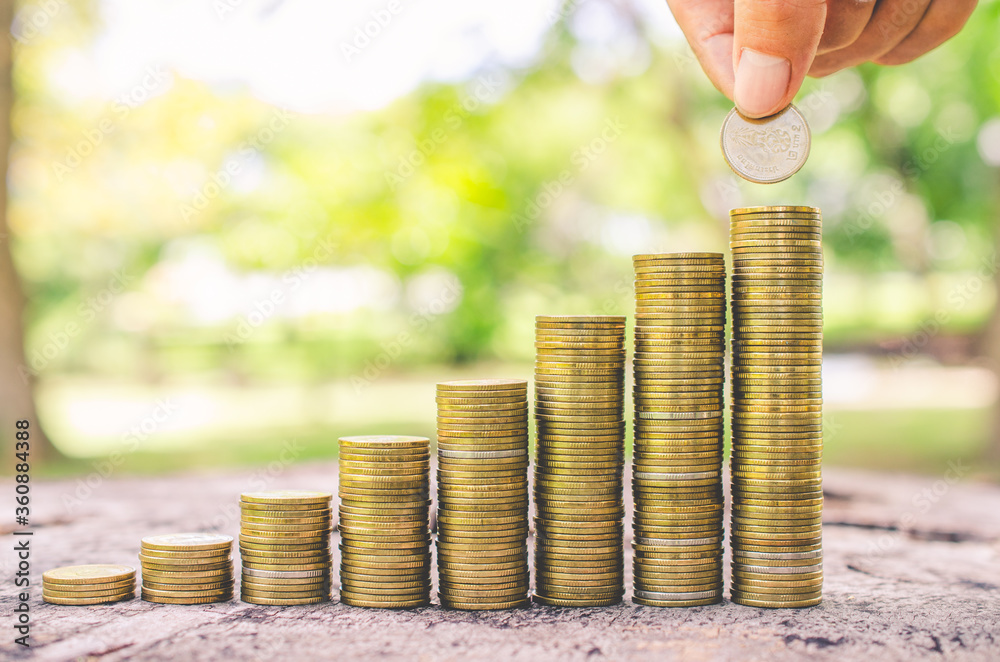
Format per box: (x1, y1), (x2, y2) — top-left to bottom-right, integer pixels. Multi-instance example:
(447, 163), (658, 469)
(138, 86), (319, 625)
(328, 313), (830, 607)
(1, 465), (998, 661)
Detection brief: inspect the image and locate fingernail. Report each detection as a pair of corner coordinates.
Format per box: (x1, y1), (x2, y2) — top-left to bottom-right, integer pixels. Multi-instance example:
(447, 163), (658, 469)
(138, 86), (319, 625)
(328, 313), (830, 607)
(734, 48), (791, 118)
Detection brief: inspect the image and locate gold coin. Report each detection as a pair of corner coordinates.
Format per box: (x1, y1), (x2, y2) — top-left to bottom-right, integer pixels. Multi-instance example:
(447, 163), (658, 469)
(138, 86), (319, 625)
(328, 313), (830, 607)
(42, 586), (135, 599)
(339, 559), (429, 572)
(340, 564), (429, 578)
(241, 587), (331, 600)
(44, 593), (134, 606)
(139, 594), (230, 605)
(241, 594), (329, 606)
(339, 585), (429, 600)
(140, 586), (234, 599)
(241, 515), (332, 527)
(437, 429), (531, 439)
(338, 451), (431, 463)
(734, 577), (823, 590)
(731, 206), (819, 215)
(436, 379), (528, 392)
(43, 564), (136, 585)
(633, 567), (720, 580)
(730, 593), (821, 608)
(339, 435), (430, 450)
(142, 580), (233, 593)
(634, 252), (723, 262)
(240, 551), (330, 565)
(139, 558), (231, 572)
(141, 533), (233, 552)
(240, 502), (332, 513)
(439, 587), (529, 602)
(140, 568), (232, 581)
(237, 527), (331, 539)
(138, 553), (232, 566)
(339, 595), (428, 609)
(241, 490), (332, 506)
(43, 578), (135, 593)
(438, 568), (528, 582)
(339, 580), (431, 595)
(731, 568), (823, 581)
(435, 397), (527, 407)
(536, 315), (625, 325)
(140, 548), (233, 563)
(436, 403), (527, 415)
(339, 505), (428, 518)
(533, 594), (622, 608)
(241, 580), (330, 593)
(239, 541), (330, 553)
(241, 563), (333, 574)
(339, 547), (431, 559)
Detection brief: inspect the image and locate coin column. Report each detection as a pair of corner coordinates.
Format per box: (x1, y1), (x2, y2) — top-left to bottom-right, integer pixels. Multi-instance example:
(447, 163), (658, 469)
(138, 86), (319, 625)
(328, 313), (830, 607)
(42, 565), (136, 606)
(239, 490), (333, 605)
(338, 435), (432, 609)
(140, 533), (234, 604)
(729, 206), (824, 608)
(533, 315), (627, 608)
(631, 253), (726, 607)
(436, 379), (530, 610)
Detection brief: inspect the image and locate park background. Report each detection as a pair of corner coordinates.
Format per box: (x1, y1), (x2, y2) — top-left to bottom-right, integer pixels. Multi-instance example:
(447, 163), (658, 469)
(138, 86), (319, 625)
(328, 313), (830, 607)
(3, 0), (1000, 483)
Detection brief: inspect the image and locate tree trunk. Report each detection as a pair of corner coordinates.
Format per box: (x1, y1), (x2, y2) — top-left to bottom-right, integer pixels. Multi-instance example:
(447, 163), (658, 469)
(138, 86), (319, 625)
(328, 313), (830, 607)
(0, 0), (62, 468)
(979, 173), (1000, 462)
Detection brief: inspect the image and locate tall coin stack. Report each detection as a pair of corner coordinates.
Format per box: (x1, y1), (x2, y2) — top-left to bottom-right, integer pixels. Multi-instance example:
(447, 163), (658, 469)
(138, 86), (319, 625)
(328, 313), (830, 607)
(436, 380), (530, 610)
(140, 533), (234, 604)
(729, 206), (823, 608)
(533, 315), (627, 607)
(239, 490), (333, 605)
(42, 564), (135, 605)
(631, 253), (726, 607)
(339, 435), (432, 609)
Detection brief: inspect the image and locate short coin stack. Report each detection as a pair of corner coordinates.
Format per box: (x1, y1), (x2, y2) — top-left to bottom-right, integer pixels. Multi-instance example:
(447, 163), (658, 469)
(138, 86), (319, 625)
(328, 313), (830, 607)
(436, 379), (530, 610)
(140, 533), (233, 604)
(533, 315), (626, 607)
(339, 435), (431, 609)
(631, 253), (726, 607)
(42, 564), (135, 605)
(729, 206), (824, 608)
(239, 490), (333, 605)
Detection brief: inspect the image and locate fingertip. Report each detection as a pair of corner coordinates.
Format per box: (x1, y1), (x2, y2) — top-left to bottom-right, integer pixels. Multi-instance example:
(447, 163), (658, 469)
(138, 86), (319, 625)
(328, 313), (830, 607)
(734, 48), (792, 118)
(700, 32), (736, 99)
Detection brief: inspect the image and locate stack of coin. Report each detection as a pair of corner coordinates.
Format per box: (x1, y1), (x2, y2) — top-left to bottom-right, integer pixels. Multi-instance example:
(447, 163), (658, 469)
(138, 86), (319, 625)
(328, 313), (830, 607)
(140, 533), (233, 604)
(239, 490), (333, 605)
(42, 564), (135, 605)
(339, 435), (431, 609)
(729, 206), (823, 608)
(631, 253), (726, 607)
(436, 379), (530, 610)
(533, 315), (626, 607)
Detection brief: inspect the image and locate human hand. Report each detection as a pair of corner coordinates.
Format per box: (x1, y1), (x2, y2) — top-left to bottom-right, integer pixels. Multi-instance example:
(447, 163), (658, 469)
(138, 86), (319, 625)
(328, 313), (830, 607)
(666, 0), (978, 118)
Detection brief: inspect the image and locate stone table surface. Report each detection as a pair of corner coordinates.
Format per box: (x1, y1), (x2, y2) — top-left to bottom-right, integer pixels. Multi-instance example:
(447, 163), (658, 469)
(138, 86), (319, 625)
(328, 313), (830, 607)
(1, 464), (998, 662)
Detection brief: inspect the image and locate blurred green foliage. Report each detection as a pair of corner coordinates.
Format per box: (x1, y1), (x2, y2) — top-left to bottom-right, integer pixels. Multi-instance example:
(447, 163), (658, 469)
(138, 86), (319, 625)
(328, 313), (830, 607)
(7, 1), (1000, 477)
(10, 1), (1000, 383)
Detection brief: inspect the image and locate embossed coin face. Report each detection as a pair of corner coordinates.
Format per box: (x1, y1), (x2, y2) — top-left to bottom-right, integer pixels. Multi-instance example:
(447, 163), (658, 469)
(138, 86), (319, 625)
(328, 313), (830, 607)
(721, 105), (810, 184)
(141, 533), (233, 549)
(43, 564), (135, 584)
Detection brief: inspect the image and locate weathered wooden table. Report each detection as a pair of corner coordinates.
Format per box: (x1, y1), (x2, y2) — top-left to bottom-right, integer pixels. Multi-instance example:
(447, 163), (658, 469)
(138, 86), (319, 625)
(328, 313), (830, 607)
(2, 465), (998, 661)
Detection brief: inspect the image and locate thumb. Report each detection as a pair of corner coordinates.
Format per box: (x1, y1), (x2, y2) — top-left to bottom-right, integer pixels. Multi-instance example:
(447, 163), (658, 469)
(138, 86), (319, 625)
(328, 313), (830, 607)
(733, 0), (827, 118)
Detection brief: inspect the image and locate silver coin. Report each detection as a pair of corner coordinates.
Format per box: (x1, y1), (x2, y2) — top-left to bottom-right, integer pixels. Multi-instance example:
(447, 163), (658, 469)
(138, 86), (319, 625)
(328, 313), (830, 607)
(720, 105), (810, 184)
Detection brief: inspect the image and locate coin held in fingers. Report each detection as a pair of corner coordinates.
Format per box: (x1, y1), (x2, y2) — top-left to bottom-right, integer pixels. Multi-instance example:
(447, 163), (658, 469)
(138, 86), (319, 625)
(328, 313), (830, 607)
(720, 105), (811, 184)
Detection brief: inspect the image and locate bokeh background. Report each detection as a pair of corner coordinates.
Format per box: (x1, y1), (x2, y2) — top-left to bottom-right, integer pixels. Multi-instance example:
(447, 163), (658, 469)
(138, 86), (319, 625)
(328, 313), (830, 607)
(6, 0), (1000, 479)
